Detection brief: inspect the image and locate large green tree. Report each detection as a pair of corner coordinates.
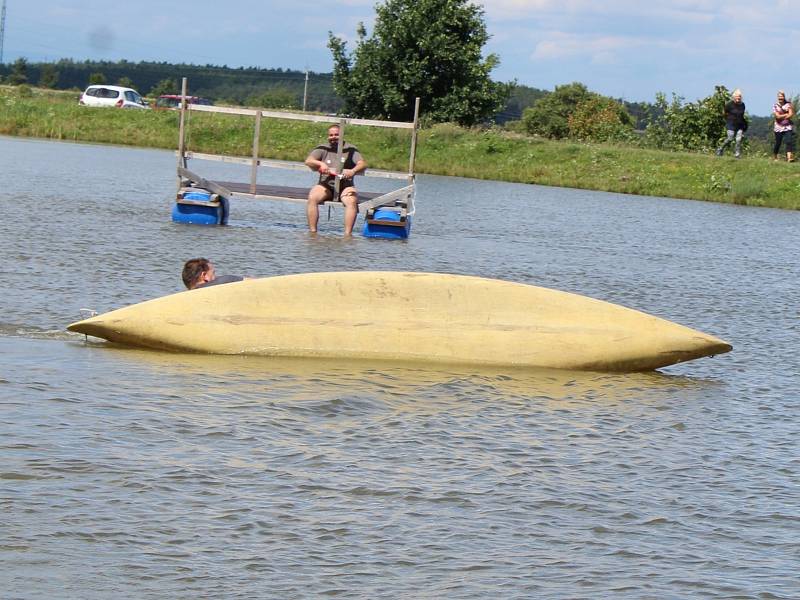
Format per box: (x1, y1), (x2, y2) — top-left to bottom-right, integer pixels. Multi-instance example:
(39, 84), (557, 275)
(328, 0), (512, 126)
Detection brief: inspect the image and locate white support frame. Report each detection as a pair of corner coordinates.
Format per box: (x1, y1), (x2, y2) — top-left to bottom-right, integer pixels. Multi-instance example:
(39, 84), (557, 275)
(175, 77), (420, 216)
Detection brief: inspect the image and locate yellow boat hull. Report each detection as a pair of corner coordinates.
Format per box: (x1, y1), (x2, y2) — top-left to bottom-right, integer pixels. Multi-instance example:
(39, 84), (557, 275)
(67, 271), (731, 371)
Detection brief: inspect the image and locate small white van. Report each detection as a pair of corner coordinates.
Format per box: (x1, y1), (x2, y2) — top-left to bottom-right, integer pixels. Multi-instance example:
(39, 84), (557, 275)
(79, 85), (149, 109)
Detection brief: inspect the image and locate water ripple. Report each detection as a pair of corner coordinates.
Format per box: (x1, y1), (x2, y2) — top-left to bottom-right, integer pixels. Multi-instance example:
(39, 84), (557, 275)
(2, 137), (799, 598)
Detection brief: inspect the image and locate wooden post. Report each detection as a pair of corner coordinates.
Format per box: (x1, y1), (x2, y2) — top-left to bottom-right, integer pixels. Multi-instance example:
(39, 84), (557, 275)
(408, 97), (421, 186)
(177, 77), (189, 189)
(250, 110), (262, 195)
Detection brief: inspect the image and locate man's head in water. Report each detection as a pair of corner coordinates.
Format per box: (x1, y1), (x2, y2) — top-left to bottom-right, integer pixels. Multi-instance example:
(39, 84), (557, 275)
(182, 258), (216, 289)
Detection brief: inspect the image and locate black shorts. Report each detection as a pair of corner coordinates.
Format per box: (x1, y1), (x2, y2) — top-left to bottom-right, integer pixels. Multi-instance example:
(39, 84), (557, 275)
(319, 180), (355, 196)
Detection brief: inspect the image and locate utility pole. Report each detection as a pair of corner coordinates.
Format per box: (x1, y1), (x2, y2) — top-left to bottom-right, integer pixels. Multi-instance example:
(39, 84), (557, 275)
(303, 69), (308, 112)
(0, 0), (7, 65)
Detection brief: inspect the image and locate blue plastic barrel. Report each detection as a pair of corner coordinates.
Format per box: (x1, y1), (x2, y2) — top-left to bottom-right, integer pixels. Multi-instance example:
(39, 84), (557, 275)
(362, 208), (411, 239)
(171, 190), (229, 225)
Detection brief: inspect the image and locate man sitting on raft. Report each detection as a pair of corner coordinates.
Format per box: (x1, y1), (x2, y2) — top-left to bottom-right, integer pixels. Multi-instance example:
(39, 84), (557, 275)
(182, 258), (244, 290)
(305, 124), (367, 236)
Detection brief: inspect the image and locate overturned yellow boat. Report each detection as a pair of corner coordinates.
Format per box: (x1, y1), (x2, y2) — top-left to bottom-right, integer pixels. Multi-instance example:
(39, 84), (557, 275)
(67, 272), (731, 371)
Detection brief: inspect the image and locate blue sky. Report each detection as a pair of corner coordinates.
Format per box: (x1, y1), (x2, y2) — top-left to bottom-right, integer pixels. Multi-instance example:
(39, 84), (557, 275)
(3, 1), (799, 116)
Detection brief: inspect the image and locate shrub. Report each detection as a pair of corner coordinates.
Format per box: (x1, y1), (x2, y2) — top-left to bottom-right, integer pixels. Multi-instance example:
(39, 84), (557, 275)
(644, 86), (730, 152)
(568, 96), (634, 142)
(521, 82), (592, 139)
(521, 82), (634, 143)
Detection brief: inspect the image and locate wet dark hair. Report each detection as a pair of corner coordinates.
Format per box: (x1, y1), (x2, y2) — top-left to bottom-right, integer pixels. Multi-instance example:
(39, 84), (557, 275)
(182, 258), (211, 289)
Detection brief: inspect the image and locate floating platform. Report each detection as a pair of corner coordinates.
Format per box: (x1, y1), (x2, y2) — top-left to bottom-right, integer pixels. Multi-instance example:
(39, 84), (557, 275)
(170, 79), (420, 236)
(172, 168), (414, 231)
(183, 179), (384, 203)
(67, 272), (731, 372)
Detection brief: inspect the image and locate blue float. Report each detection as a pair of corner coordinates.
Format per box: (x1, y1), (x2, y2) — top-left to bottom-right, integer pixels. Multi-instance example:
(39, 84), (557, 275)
(172, 189), (229, 225)
(362, 208), (411, 239)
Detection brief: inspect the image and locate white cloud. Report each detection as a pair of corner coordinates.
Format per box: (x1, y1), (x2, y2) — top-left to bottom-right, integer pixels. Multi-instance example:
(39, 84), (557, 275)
(480, 0), (776, 25)
(531, 33), (640, 61)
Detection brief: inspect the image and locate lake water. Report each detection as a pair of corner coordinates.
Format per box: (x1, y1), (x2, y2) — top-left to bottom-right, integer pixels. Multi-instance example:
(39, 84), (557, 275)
(1, 135), (798, 598)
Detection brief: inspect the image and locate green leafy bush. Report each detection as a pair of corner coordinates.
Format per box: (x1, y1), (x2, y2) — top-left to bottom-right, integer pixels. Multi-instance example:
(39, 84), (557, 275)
(568, 96), (634, 142)
(644, 86), (730, 151)
(521, 82), (634, 143)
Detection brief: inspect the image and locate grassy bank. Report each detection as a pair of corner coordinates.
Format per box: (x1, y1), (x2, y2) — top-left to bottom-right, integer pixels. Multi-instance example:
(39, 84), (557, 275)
(3, 85), (800, 210)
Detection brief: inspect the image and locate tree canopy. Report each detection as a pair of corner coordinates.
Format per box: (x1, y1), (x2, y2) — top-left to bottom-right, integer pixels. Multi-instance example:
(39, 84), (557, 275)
(38, 64), (59, 89)
(8, 58), (28, 85)
(328, 0), (513, 126)
(148, 78), (179, 97)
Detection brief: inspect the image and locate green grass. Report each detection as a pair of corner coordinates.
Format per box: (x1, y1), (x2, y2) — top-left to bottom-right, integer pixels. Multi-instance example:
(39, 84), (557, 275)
(4, 85), (800, 210)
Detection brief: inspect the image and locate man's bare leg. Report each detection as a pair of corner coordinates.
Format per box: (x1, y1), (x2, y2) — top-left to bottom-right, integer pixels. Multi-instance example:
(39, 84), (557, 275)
(307, 185), (332, 233)
(340, 189), (359, 236)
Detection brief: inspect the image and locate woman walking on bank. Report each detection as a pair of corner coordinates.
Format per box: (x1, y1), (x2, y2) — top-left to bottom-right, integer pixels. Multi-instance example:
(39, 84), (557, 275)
(773, 90), (795, 162)
(716, 89), (747, 158)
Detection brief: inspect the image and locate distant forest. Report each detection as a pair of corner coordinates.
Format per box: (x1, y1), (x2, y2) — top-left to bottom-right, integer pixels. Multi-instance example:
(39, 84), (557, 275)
(0, 59), (772, 139)
(0, 58), (653, 126)
(0, 59), (343, 113)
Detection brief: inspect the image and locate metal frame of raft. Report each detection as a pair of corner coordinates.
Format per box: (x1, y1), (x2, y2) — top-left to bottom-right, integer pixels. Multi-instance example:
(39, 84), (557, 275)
(172, 77), (421, 238)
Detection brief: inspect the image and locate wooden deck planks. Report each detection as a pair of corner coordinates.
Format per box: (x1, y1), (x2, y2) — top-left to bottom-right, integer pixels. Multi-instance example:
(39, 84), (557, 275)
(213, 181), (384, 203)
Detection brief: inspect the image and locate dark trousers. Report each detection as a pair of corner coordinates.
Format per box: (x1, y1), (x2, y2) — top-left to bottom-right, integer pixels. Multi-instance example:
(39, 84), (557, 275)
(773, 130), (795, 154)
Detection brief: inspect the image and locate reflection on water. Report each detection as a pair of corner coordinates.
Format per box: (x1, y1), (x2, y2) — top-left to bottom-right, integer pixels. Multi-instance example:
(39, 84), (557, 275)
(87, 341), (724, 407)
(2, 136), (799, 598)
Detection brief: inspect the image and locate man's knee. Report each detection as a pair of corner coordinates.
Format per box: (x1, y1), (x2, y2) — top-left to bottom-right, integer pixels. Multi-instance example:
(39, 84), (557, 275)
(340, 189), (358, 207)
(308, 185), (332, 205)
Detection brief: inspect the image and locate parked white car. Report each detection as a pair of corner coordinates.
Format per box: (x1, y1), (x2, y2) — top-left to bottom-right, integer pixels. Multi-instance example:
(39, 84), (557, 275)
(79, 85), (149, 109)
